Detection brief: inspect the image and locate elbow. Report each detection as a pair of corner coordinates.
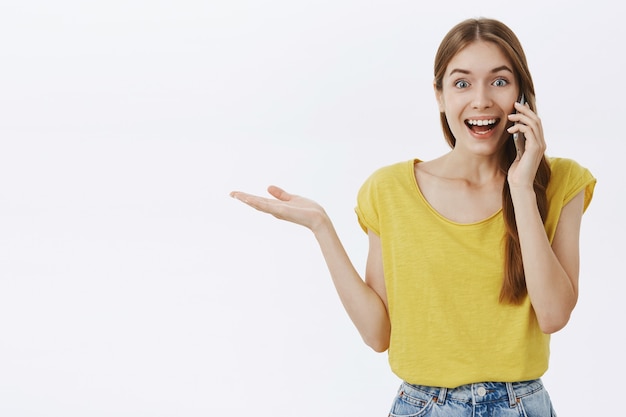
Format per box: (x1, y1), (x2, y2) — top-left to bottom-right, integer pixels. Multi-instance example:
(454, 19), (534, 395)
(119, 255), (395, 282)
(363, 331), (390, 353)
(537, 311), (572, 334)
(358, 314), (391, 352)
(539, 320), (567, 334)
(536, 294), (578, 334)
(367, 339), (389, 353)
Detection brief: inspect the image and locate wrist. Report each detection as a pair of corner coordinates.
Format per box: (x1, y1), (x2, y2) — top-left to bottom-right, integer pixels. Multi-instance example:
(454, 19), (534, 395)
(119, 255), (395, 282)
(310, 210), (333, 236)
(509, 185), (537, 207)
(509, 183), (534, 194)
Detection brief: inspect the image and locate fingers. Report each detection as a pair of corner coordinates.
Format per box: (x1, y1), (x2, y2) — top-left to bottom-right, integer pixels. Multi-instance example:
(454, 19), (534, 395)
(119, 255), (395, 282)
(507, 102), (545, 151)
(229, 190), (251, 202)
(508, 102), (534, 128)
(230, 186), (289, 202)
(230, 187), (291, 216)
(229, 191), (266, 210)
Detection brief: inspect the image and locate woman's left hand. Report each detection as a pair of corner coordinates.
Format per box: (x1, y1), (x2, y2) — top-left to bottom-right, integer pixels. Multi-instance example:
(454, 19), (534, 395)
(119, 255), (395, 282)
(506, 101), (546, 188)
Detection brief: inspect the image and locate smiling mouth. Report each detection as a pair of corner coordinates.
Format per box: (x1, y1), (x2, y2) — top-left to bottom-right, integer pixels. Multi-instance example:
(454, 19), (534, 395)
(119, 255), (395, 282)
(465, 118), (500, 135)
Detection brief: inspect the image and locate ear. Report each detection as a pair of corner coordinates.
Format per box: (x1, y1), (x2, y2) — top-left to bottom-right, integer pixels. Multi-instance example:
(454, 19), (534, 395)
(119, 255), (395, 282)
(434, 81), (444, 113)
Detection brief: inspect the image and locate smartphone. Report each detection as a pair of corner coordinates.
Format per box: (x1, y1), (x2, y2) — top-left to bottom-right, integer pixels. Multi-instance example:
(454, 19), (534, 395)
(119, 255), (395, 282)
(513, 94), (525, 159)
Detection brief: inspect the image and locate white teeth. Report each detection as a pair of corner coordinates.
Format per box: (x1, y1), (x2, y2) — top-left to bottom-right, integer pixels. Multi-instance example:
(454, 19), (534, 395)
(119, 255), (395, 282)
(467, 119), (497, 126)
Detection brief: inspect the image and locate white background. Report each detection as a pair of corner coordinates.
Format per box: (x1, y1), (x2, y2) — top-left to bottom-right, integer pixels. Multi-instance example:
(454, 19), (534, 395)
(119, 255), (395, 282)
(0, 1), (623, 416)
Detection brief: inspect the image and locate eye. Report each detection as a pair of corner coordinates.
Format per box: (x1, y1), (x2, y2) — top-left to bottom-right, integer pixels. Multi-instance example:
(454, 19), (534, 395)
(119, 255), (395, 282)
(493, 78), (508, 87)
(454, 80), (470, 89)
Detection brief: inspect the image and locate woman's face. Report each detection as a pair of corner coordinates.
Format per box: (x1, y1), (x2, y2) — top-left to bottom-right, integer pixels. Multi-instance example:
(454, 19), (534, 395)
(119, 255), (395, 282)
(436, 40), (519, 156)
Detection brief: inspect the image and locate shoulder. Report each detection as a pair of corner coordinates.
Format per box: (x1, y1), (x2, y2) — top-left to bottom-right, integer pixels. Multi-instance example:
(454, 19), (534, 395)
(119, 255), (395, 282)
(355, 159), (418, 233)
(547, 156), (596, 211)
(547, 156), (595, 186)
(548, 156), (588, 173)
(357, 159), (417, 207)
(361, 159), (417, 187)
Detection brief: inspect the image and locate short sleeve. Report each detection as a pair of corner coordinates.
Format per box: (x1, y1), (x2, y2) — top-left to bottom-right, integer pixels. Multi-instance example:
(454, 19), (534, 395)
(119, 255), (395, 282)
(550, 157), (596, 212)
(355, 171), (380, 235)
(544, 157), (596, 241)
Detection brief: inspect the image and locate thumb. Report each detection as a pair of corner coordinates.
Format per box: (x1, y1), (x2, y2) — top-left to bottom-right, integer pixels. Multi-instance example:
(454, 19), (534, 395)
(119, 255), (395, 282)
(267, 185), (292, 201)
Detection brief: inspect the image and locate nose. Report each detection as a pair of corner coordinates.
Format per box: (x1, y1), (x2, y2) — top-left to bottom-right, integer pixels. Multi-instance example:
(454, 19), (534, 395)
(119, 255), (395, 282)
(471, 85), (493, 110)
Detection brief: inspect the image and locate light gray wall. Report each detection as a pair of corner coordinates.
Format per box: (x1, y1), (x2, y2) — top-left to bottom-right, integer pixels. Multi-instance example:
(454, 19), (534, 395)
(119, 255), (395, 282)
(0, 1), (622, 415)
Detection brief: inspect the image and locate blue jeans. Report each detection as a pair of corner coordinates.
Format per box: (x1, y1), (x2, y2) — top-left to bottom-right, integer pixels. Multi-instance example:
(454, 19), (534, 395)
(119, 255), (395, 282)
(388, 379), (556, 417)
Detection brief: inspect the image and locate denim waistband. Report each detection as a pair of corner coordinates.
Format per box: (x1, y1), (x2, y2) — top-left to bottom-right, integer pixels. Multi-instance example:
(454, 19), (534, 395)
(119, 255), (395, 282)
(400, 379), (544, 407)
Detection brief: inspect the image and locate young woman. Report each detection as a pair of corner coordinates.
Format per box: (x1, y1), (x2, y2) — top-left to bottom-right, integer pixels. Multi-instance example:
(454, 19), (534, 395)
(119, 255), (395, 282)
(231, 18), (595, 416)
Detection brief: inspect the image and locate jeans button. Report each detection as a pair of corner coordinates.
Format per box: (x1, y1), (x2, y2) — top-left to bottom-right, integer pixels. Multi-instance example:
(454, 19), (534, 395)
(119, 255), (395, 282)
(477, 387), (487, 396)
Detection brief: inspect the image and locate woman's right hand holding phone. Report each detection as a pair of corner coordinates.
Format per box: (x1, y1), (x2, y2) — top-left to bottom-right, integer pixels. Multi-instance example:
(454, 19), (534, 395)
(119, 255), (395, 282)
(507, 99), (547, 190)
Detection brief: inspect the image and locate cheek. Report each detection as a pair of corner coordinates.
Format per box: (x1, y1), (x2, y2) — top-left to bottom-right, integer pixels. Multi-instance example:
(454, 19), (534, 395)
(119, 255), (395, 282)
(439, 97), (463, 122)
(438, 90), (464, 114)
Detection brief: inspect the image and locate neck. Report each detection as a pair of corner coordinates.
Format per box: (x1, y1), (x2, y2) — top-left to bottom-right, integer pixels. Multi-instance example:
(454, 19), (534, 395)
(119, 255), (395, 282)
(439, 149), (505, 186)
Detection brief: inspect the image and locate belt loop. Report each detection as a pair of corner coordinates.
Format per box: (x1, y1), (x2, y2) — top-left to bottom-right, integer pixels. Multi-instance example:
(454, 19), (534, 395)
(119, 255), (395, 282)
(436, 387), (448, 405)
(505, 382), (517, 407)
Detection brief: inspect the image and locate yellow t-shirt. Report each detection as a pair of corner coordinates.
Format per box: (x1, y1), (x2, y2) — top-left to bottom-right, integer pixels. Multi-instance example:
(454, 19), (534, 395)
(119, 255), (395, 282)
(355, 157), (596, 388)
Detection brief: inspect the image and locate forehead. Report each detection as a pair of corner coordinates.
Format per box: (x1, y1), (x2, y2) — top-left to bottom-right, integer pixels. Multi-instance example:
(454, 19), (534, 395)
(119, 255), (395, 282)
(445, 41), (513, 76)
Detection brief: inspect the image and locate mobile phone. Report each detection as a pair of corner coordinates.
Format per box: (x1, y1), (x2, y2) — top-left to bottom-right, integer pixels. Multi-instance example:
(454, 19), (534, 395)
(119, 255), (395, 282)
(513, 94), (525, 159)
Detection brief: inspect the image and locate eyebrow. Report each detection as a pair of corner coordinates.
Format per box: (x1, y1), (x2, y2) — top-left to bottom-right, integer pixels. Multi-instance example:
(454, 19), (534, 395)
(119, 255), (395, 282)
(448, 65), (514, 76)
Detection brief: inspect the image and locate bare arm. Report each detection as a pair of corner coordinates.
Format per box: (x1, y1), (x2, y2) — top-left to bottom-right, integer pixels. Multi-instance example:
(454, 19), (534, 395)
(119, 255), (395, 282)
(508, 102), (584, 333)
(511, 188), (584, 333)
(230, 186), (390, 351)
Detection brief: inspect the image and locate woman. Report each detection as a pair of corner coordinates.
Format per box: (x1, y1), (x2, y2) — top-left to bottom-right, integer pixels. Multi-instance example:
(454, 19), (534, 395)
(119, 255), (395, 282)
(231, 18), (595, 416)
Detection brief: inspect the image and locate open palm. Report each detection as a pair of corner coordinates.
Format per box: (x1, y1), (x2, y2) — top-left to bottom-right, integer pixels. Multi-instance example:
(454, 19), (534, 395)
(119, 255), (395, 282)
(230, 186), (328, 232)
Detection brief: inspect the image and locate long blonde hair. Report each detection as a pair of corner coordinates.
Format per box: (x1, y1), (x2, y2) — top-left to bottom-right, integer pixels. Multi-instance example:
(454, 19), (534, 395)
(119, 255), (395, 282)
(433, 18), (551, 304)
